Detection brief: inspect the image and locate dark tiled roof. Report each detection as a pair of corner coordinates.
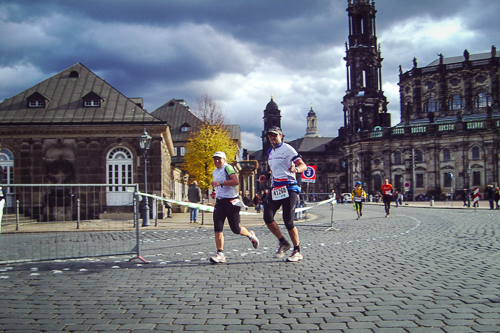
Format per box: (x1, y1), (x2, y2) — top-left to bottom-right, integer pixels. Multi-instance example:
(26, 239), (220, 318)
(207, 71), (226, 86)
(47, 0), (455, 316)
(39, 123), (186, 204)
(287, 137), (334, 153)
(425, 51), (491, 67)
(0, 63), (165, 126)
(151, 99), (240, 142)
(151, 99), (202, 142)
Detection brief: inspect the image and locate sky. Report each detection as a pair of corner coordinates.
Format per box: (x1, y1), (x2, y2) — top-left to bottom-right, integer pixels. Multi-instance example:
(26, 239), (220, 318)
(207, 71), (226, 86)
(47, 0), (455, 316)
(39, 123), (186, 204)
(1, 0), (499, 151)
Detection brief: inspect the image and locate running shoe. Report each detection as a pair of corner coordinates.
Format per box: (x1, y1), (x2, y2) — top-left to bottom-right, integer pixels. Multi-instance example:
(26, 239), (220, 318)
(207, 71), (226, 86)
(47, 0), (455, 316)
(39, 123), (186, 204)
(286, 249), (303, 262)
(274, 242), (291, 258)
(249, 230), (259, 249)
(210, 252), (226, 264)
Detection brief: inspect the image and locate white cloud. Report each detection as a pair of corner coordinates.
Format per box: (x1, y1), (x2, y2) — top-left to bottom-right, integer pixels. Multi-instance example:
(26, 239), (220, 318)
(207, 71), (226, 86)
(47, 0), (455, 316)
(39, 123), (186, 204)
(0, 64), (49, 95)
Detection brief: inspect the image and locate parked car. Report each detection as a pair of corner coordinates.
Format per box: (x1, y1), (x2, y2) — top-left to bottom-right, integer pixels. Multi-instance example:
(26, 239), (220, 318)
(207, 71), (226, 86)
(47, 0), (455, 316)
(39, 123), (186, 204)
(341, 193), (352, 203)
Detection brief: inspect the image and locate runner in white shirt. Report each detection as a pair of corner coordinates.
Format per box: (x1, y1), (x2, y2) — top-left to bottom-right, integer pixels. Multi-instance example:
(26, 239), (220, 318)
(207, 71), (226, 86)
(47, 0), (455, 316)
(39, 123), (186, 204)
(209, 151), (259, 264)
(258, 126), (307, 262)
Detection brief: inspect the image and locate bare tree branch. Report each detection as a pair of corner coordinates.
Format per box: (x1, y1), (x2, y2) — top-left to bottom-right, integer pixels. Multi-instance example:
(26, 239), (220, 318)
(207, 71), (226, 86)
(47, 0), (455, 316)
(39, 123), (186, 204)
(193, 93), (228, 126)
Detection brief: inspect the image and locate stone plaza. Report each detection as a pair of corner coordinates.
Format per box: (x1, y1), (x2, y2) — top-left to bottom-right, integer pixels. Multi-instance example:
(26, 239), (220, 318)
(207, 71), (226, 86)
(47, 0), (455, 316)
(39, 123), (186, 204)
(1, 202), (499, 332)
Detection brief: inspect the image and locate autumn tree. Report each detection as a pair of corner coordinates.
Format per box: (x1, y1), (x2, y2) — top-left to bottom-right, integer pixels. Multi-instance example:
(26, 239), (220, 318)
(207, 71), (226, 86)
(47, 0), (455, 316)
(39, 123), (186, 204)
(182, 124), (238, 192)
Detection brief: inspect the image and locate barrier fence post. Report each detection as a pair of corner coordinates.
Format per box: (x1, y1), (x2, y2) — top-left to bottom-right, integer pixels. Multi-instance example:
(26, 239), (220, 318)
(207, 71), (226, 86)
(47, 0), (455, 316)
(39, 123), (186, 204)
(16, 200), (20, 231)
(201, 198), (205, 225)
(76, 198), (80, 229)
(154, 197), (158, 227)
(325, 199), (338, 232)
(133, 188), (148, 263)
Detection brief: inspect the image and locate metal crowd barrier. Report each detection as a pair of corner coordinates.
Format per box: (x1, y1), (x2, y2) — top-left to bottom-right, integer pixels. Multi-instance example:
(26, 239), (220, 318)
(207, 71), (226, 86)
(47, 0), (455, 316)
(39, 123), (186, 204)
(0, 184), (145, 264)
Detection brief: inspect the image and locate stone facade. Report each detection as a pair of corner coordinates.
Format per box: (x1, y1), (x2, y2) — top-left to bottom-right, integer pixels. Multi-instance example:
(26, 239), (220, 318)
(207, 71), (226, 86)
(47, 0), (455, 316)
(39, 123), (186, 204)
(0, 63), (174, 219)
(250, 0), (500, 201)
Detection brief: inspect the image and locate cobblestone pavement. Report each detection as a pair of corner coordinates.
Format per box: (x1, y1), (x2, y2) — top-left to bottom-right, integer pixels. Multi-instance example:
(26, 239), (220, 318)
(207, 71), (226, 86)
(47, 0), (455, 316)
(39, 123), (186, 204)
(1, 204), (499, 332)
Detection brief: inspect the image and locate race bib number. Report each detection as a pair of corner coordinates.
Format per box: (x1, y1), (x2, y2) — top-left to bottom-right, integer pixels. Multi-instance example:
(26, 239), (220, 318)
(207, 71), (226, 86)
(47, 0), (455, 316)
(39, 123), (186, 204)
(354, 196), (362, 202)
(272, 186), (289, 201)
(230, 198), (245, 208)
(385, 190), (392, 195)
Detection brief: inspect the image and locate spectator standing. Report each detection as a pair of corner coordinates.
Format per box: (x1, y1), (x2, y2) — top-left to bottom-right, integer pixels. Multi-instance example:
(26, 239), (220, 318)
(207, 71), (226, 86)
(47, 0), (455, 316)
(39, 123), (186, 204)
(485, 185), (495, 210)
(188, 181), (201, 223)
(494, 187), (500, 210)
(252, 194), (261, 213)
(243, 194), (251, 207)
(162, 192), (173, 218)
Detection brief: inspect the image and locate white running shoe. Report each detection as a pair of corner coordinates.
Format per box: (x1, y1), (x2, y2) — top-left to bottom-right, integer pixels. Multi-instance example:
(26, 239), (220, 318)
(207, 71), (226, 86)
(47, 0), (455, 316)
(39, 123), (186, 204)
(249, 230), (259, 249)
(274, 242), (291, 258)
(286, 249), (303, 262)
(210, 252), (226, 264)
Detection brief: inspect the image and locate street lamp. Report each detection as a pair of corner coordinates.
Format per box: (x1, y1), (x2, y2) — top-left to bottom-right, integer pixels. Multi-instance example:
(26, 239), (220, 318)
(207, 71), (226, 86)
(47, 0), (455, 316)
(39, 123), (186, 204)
(139, 129), (152, 226)
(467, 166), (472, 207)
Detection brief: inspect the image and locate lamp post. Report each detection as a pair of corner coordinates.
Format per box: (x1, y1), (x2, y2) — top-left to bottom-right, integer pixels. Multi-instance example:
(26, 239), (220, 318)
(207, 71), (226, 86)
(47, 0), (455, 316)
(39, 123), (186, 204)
(139, 129), (152, 226)
(467, 166), (472, 208)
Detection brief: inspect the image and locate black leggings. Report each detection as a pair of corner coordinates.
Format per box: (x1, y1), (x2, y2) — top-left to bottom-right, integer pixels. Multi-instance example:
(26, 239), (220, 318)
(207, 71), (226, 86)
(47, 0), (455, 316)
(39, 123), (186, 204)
(383, 196), (391, 214)
(213, 198), (241, 234)
(263, 189), (298, 230)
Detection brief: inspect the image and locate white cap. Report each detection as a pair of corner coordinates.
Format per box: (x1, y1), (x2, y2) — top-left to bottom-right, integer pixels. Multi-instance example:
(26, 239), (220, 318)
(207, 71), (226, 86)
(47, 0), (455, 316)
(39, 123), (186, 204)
(212, 151), (227, 159)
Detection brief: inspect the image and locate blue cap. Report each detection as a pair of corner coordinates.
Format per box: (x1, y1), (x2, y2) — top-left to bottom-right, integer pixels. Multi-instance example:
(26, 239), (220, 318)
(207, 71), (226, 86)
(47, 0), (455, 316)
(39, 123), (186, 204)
(355, 181), (362, 185)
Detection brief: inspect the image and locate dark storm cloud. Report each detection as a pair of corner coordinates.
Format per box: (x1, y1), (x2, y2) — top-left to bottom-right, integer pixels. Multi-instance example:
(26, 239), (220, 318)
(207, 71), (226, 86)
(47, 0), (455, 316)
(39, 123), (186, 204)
(1, 0), (499, 150)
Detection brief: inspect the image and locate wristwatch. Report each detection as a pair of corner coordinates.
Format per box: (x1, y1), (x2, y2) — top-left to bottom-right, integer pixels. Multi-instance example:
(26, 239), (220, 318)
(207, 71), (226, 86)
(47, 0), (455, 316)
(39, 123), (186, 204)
(220, 181), (224, 187)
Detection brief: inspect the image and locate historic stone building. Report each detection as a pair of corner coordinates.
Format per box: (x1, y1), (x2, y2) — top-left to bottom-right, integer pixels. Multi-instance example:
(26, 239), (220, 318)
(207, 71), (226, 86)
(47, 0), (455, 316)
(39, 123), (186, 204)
(250, 0), (500, 201)
(0, 63), (175, 218)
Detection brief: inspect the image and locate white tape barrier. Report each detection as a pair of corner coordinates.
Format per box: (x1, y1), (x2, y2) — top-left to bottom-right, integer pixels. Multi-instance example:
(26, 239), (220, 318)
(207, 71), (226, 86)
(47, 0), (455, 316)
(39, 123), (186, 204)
(135, 190), (336, 216)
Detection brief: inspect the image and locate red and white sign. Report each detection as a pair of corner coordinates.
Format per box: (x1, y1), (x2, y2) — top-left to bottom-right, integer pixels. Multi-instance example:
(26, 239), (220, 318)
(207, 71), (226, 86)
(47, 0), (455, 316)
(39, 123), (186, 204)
(473, 187), (480, 205)
(302, 165), (317, 183)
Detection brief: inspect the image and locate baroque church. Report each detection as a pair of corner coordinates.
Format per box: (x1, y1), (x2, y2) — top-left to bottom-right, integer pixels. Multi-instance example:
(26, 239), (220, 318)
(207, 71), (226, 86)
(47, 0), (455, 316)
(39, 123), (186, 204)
(250, 0), (500, 201)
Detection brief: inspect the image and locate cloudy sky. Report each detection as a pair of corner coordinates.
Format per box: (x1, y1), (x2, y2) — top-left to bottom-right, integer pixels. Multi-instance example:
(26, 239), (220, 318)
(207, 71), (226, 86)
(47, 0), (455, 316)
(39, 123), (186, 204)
(1, 0), (499, 150)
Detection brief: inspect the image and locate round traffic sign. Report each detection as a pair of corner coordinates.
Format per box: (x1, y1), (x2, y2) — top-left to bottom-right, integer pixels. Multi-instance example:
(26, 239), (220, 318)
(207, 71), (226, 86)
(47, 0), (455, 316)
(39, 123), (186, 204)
(303, 166), (316, 179)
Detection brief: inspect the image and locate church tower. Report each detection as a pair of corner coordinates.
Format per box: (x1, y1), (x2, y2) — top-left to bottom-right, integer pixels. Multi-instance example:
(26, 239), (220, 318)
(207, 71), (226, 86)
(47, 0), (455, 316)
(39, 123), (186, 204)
(261, 95), (282, 153)
(342, 0), (390, 136)
(304, 104), (321, 137)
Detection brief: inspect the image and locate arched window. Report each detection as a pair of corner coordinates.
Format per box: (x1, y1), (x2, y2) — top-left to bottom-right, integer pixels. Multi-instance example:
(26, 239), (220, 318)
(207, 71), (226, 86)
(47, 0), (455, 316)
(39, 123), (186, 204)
(373, 174), (382, 192)
(416, 173), (424, 188)
(472, 146), (480, 160)
(475, 92), (491, 108)
(0, 148), (14, 207)
(394, 151), (402, 164)
(449, 94), (462, 110)
(443, 148), (451, 162)
(415, 149), (424, 163)
(106, 147), (134, 206)
(472, 171), (481, 186)
(394, 174), (403, 191)
(424, 97), (438, 112)
(394, 151), (401, 164)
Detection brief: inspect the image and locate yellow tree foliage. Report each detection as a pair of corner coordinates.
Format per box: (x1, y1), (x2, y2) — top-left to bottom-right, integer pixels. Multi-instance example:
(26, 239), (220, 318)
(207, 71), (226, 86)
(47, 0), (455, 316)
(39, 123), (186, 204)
(182, 124), (239, 192)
